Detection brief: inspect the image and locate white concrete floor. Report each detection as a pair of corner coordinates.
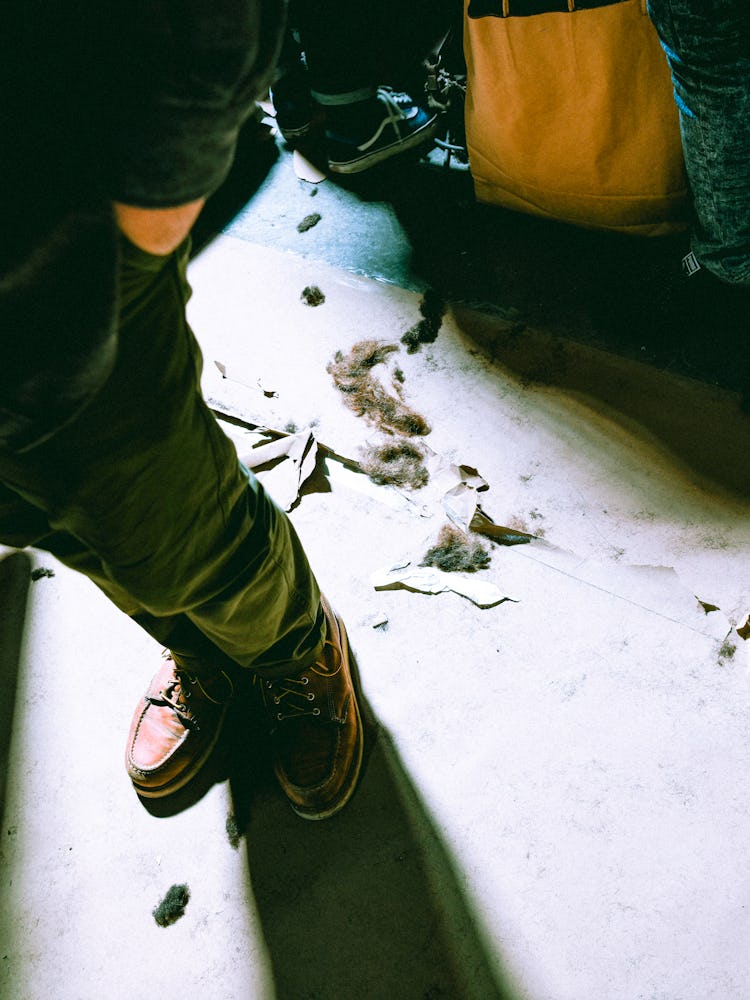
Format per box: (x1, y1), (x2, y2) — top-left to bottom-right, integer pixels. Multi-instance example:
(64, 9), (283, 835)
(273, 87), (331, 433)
(2, 221), (750, 1000)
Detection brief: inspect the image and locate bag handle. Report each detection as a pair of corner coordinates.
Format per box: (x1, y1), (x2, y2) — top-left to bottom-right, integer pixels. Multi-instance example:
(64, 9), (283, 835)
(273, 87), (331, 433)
(468, 0), (639, 20)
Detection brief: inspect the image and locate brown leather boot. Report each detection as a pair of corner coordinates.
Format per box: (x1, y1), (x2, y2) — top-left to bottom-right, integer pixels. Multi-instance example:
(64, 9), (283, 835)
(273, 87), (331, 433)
(125, 653), (234, 798)
(259, 595), (364, 820)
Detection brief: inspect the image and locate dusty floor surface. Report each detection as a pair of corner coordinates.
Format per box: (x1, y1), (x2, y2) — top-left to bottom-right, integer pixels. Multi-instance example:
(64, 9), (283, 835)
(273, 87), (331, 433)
(2, 179), (750, 1000)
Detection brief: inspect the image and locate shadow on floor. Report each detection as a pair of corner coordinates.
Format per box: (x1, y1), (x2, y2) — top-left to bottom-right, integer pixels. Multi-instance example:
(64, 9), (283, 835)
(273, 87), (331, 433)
(0, 551), (31, 823)
(214, 130), (747, 405)
(208, 137), (749, 498)
(451, 302), (750, 500)
(225, 676), (522, 1000)
(335, 159), (747, 390)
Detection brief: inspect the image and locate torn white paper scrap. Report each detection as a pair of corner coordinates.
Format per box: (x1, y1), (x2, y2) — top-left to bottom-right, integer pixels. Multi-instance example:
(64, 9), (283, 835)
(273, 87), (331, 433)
(424, 449), (488, 496)
(442, 482), (481, 532)
(240, 429), (318, 511)
(214, 360), (279, 398)
(241, 433), (299, 468)
(416, 447), (489, 530)
(351, 440), (489, 523)
(421, 447), (486, 500)
(326, 458), (432, 517)
(361, 610), (389, 630)
(371, 562), (512, 608)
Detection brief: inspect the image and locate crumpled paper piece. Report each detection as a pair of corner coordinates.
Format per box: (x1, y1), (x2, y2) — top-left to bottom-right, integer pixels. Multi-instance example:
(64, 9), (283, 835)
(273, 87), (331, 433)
(371, 560), (513, 608)
(420, 446), (487, 524)
(343, 441), (492, 524)
(442, 481), (483, 531)
(206, 383), (500, 529)
(420, 450), (532, 546)
(423, 448), (487, 497)
(240, 429), (318, 511)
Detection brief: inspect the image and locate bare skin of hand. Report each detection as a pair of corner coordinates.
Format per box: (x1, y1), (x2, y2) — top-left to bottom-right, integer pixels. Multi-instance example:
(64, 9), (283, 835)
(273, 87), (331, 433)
(113, 199), (205, 256)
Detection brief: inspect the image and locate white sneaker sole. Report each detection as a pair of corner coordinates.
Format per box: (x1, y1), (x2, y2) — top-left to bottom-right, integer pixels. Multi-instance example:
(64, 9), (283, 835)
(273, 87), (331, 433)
(328, 117), (440, 175)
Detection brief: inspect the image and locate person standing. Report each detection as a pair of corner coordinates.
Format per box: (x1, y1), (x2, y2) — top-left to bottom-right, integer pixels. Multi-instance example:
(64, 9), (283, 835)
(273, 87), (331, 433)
(1, 0), (364, 819)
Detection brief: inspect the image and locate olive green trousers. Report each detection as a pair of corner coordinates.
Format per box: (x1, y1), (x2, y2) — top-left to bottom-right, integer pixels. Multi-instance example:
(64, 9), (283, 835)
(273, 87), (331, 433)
(0, 236), (323, 679)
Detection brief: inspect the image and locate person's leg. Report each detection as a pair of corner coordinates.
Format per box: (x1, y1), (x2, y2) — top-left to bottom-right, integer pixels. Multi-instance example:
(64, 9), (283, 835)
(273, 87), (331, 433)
(290, 0), (381, 101)
(648, 1), (750, 408)
(0, 475), (249, 681)
(274, 0), (442, 171)
(648, 0), (750, 284)
(0, 234), (363, 811)
(0, 476), (243, 794)
(0, 237), (322, 672)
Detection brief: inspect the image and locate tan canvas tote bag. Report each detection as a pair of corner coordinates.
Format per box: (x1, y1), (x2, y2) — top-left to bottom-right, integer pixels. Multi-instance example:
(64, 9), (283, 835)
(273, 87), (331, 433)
(464, 0), (688, 234)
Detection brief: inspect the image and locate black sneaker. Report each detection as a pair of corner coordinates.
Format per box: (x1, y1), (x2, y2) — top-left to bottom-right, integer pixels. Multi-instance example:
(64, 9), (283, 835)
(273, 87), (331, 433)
(326, 87), (440, 174)
(271, 71), (314, 143)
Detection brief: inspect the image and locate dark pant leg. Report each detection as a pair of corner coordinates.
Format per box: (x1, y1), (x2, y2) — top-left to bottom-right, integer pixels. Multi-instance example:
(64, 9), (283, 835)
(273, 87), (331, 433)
(290, 0), (454, 100)
(291, 0), (381, 100)
(0, 480), (239, 678)
(0, 236), (324, 679)
(648, 0), (750, 284)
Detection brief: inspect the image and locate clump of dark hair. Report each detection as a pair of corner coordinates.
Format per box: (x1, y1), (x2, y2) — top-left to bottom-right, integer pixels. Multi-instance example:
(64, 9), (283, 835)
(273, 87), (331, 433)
(297, 212), (321, 233)
(327, 340), (430, 436)
(401, 288), (446, 353)
(359, 441), (429, 490)
(30, 567), (55, 581)
(153, 884), (190, 927)
(420, 525), (491, 572)
(718, 640), (737, 663)
(328, 340), (399, 385)
(301, 285), (325, 306)
(226, 814), (241, 850)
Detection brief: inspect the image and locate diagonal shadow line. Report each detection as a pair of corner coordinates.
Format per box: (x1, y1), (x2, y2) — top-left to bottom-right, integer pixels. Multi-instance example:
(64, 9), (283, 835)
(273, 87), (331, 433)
(0, 551), (32, 828)
(126, 641), (524, 996)
(227, 670), (524, 1000)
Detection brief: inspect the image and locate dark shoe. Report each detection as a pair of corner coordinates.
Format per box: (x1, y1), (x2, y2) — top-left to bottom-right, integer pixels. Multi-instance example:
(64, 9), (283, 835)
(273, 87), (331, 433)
(125, 653), (234, 798)
(259, 595), (364, 819)
(271, 71), (315, 143)
(326, 87), (440, 174)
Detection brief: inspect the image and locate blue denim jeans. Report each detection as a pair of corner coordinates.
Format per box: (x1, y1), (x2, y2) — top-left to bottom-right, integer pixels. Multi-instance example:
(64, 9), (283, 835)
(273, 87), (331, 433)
(648, 0), (750, 284)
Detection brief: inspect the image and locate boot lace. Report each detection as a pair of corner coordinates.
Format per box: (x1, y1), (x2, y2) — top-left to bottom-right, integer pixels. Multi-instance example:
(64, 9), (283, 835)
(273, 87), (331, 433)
(147, 655), (234, 731)
(378, 86), (414, 113)
(261, 636), (342, 723)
